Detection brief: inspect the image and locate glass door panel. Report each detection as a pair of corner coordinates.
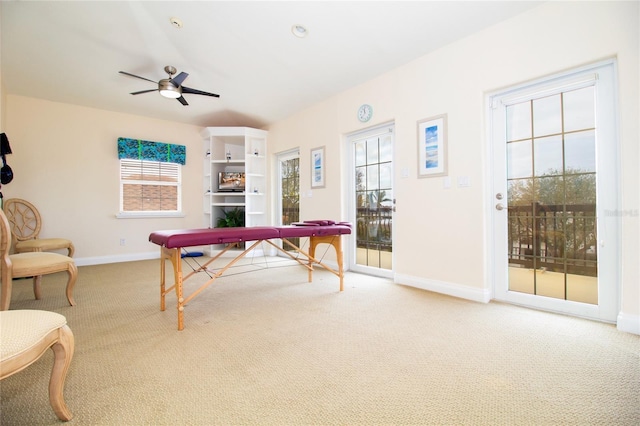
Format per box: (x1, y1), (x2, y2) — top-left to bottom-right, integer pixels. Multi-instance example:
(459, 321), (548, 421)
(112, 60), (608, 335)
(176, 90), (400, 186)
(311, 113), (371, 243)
(506, 89), (597, 304)
(277, 151), (300, 251)
(350, 126), (394, 275)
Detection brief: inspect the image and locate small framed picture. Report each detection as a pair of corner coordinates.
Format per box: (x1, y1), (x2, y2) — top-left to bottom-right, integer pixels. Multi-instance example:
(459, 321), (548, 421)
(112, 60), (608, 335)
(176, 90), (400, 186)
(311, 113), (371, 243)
(417, 114), (448, 178)
(310, 146), (325, 188)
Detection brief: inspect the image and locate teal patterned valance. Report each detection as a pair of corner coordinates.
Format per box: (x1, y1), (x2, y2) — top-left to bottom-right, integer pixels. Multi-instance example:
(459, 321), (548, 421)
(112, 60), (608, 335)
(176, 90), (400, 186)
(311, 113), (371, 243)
(117, 137), (186, 165)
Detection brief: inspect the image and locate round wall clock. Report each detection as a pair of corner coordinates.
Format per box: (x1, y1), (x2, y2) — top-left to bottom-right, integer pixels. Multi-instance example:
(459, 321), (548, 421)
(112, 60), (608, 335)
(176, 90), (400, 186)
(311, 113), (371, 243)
(357, 104), (373, 122)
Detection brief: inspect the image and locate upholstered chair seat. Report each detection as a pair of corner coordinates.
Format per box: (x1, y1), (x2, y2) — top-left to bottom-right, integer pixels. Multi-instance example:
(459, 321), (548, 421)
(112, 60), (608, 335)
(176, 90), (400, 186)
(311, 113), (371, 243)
(15, 238), (75, 255)
(0, 309), (75, 421)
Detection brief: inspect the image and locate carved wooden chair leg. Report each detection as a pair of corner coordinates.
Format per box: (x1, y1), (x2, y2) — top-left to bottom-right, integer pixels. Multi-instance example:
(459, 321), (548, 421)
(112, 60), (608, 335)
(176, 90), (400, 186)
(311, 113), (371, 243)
(66, 264), (78, 306)
(0, 270), (11, 311)
(33, 275), (43, 300)
(49, 325), (75, 421)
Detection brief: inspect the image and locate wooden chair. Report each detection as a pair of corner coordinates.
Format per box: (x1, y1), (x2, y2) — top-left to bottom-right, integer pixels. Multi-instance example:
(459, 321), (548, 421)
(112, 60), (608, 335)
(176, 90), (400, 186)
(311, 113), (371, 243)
(3, 198), (75, 257)
(0, 309), (74, 421)
(0, 208), (78, 311)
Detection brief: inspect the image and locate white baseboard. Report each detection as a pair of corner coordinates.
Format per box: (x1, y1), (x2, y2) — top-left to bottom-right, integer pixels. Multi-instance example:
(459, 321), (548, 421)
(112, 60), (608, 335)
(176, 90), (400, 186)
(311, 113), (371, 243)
(394, 273), (491, 303)
(74, 251), (159, 267)
(395, 274), (639, 336)
(616, 311), (640, 335)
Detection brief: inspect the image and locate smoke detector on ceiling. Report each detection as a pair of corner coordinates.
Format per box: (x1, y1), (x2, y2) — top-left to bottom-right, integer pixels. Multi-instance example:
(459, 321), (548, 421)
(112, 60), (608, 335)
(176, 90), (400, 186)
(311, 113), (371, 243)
(170, 17), (183, 29)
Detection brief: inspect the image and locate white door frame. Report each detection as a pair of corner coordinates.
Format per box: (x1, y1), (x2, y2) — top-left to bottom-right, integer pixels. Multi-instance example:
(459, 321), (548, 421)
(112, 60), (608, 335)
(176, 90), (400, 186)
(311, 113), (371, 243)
(345, 122), (395, 278)
(274, 148), (300, 226)
(271, 148), (300, 257)
(486, 59), (620, 322)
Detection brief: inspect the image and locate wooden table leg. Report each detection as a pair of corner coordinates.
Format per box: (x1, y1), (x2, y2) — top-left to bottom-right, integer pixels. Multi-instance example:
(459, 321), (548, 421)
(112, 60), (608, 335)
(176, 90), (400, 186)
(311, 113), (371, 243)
(160, 247), (185, 331)
(159, 248), (166, 312)
(170, 248), (185, 331)
(309, 235), (344, 291)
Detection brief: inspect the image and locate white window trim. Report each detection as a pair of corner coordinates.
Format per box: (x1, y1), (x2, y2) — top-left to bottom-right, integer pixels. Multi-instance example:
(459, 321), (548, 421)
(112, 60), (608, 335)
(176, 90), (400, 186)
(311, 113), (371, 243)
(116, 211), (186, 219)
(118, 159), (183, 218)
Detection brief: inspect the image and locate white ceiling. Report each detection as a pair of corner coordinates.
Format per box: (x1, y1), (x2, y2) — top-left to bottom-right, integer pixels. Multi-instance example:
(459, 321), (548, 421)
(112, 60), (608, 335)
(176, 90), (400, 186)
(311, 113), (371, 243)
(1, 1), (541, 128)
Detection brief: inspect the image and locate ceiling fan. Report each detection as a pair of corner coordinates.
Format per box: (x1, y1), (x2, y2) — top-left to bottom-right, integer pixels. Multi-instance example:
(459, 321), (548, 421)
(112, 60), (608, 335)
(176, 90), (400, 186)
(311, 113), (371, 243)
(119, 65), (220, 106)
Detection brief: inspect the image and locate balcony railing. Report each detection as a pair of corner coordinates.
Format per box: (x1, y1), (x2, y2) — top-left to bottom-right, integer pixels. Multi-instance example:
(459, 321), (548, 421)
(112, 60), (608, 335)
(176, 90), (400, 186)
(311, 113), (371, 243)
(508, 202), (597, 277)
(281, 207), (300, 250)
(356, 207), (392, 252)
(281, 207), (300, 225)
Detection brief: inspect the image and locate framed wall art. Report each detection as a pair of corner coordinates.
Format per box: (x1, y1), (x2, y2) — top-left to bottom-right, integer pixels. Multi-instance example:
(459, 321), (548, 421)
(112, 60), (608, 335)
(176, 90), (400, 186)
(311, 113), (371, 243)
(417, 114), (448, 178)
(310, 146), (325, 188)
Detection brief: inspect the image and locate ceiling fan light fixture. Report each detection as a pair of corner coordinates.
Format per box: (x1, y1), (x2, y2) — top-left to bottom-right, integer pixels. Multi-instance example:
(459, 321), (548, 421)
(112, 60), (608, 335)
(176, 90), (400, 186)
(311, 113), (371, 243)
(159, 80), (181, 98)
(120, 67), (218, 103)
(160, 89), (181, 99)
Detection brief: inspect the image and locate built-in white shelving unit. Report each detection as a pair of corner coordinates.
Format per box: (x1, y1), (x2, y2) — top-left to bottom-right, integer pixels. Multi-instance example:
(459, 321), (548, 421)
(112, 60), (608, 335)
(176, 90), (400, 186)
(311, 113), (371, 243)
(201, 127), (268, 250)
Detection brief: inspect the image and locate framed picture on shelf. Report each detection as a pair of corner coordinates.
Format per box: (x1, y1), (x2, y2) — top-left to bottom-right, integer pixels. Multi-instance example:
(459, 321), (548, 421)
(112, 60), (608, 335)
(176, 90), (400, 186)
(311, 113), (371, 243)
(310, 146), (325, 188)
(417, 114), (448, 178)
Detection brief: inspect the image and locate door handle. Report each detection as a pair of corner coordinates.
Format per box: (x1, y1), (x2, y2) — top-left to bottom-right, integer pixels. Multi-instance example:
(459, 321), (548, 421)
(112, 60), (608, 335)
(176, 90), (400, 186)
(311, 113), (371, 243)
(495, 203), (508, 211)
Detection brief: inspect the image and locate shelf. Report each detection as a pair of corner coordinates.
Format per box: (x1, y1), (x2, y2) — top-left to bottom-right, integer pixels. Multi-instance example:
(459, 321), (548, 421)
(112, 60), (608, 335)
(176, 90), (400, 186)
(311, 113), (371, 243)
(211, 159), (245, 164)
(212, 202), (245, 207)
(203, 126), (268, 237)
(210, 192), (245, 196)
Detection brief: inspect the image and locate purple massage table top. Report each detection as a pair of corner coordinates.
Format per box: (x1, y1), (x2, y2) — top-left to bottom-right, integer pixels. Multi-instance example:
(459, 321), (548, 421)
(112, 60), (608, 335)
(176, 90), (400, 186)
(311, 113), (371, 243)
(149, 221), (352, 249)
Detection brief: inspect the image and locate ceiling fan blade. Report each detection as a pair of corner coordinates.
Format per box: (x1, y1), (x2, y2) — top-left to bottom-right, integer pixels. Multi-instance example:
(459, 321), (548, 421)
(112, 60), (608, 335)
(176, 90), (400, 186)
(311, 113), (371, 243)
(182, 86), (220, 98)
(119, 71), (157, 84)
(171, 72), (189, 87)
(177, 96), (189, 106)
(130, 89), (158, 95)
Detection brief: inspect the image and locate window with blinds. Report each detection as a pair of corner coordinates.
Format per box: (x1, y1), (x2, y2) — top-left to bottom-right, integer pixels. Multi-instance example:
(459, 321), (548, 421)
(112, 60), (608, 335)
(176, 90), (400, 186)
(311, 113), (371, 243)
(120, 159), (181, 213)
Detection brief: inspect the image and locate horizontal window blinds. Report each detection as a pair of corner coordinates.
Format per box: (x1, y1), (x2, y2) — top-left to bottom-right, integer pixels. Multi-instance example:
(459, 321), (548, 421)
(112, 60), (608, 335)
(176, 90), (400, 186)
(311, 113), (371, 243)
(120, 159), (179, 182)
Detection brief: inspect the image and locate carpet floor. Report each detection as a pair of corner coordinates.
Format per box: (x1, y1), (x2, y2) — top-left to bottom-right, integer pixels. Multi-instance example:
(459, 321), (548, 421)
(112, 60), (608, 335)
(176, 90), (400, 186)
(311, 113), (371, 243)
(1, 257), (638, 425)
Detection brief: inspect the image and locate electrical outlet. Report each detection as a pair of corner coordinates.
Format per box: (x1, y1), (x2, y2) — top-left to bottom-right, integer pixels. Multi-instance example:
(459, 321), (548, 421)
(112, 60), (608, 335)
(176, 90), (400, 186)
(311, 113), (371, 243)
(120, 238), (125, 246)
(457, 176), (471, 187)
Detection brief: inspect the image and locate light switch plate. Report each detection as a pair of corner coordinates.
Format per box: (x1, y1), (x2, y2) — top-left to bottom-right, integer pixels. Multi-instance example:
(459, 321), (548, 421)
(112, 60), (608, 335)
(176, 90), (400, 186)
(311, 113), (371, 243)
(443, 176), (451, 189)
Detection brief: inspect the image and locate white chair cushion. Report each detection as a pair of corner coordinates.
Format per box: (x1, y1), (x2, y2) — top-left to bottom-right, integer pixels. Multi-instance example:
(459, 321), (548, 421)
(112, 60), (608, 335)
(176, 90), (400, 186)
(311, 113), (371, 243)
(0, 310), (67, 359)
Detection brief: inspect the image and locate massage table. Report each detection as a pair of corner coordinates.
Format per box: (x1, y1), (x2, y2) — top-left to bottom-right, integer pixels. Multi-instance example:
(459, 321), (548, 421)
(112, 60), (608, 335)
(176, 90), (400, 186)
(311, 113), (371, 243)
(149, 221), (351, 330)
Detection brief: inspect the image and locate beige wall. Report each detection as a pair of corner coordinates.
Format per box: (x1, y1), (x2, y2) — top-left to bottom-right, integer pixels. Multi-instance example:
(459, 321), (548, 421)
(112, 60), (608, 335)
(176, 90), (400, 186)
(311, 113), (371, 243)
(3, 96), (204, 263)
(0, 80), (4, 131)
(266, 2), (639, 330)
(0, 2), (4, 131)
